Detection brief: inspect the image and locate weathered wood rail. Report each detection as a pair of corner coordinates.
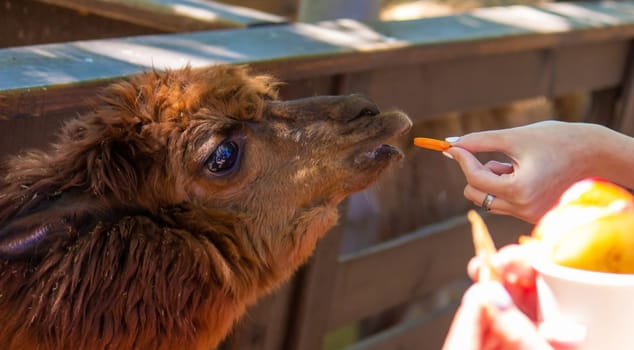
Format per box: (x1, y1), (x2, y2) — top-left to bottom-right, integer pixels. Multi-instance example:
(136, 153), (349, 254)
(1, 1), (634, 349)
(0, 0), (287, 48)
(34, 0), (287, 31)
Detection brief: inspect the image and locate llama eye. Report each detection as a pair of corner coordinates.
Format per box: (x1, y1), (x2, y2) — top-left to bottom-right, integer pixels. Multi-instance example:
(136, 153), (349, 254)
(207, 141), (239, 173)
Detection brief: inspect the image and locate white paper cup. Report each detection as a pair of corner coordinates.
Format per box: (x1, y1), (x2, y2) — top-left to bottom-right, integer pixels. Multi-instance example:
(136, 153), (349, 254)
(533, 255), (634, 350)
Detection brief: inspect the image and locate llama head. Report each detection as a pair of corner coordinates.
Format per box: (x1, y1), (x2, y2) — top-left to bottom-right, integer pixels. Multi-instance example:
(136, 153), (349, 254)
(0, 65), (411, 278)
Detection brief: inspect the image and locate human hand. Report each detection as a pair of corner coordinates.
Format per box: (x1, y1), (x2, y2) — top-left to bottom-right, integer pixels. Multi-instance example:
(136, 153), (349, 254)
(444, 121), (602, 223)
(442, 281), (551, 350)
(443, 244), (585, 350)
(468, 244), (538, 320)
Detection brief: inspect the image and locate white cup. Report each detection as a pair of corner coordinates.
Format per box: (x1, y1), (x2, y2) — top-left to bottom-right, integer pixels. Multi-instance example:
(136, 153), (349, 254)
(533, 255), (634, 350)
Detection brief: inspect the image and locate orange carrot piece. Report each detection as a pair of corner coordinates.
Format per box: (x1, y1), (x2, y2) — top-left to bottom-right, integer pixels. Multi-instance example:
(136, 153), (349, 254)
(467, 210), (500, 282)
(413, 137), (451, 151)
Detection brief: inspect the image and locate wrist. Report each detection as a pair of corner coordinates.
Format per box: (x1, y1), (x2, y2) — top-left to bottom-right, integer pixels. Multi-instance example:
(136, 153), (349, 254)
(584, 123), (634, 189)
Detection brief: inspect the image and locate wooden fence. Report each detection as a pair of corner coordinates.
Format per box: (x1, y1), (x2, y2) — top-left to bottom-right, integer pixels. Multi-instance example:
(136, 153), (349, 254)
(1, 1), (634, 349)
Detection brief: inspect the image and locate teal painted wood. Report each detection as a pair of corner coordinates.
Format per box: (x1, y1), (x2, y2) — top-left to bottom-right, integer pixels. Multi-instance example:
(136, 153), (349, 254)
(371, 0), (634, 43)
(0, 24), (355, 92)
(2, 0), (634, 93)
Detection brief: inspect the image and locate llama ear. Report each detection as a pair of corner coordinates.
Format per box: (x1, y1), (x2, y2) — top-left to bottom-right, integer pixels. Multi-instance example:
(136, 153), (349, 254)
(0, 198), (98, 260)
(0, 215), (70, 260)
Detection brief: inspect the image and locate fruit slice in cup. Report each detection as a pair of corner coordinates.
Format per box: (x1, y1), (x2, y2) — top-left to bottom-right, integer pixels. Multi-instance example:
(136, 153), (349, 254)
(523, 178), (634, 274)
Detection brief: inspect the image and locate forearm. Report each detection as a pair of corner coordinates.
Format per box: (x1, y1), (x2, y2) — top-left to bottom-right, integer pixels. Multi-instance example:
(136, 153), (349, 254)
(587, 124), (634, 190)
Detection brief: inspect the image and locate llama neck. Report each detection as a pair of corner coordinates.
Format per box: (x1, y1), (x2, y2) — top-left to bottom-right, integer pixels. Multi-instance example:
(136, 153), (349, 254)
(0, 210), (260, 350)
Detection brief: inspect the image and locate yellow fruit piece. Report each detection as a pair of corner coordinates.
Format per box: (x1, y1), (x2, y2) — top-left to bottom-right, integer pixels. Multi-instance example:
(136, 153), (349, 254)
(557, 177), (633, 208)
(530, 178), (634, 274)
(548, 207), (634, 273)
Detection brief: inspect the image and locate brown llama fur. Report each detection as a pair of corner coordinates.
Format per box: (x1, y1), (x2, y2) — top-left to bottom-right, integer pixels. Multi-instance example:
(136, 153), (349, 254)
(0, 65), (411, 349)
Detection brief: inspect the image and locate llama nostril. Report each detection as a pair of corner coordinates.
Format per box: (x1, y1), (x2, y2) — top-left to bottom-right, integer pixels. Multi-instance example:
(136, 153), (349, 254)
(352, 106), (380, 121)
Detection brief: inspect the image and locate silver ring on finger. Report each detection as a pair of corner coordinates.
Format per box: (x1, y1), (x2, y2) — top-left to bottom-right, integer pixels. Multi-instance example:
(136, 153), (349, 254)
(481, 193), (495, 211)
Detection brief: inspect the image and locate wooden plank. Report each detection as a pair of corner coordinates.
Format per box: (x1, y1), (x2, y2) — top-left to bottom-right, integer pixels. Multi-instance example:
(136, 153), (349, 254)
(0, 113), (72, 158)
(285, 223), (346, 350)
(220, 283), (294, 350)
(341, 50), (549, 121)
(341, 40), (629, 122)
(0, 0), (163, 48)
(0, 82), (109, 158)
(1, 38), (631, 126)
(2, 0), (634, 97)
(348, 302), (459, 350)
(327, 213), (533, 329)
(586, 87), (619, 125)
(297, 0), (381, 22)
(0, 82), (108, 119)
(278, 76), (343, 100)
(35, 0), (286, 32)
(616, 42), (634, 136)
(552, 40), (630, 95)
(222, 0), (298, 19)
(1, 40), (630, 156)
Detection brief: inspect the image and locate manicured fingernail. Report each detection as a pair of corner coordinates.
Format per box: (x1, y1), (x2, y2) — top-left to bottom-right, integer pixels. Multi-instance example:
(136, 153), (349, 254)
(442, 151), (454, 160)
(539, 320), (587, 345)
(445, 136), (460, 143)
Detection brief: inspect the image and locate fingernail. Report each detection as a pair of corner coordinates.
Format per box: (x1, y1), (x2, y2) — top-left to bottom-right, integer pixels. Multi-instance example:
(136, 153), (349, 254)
(442, 151), (454, 160)
(463, 282), (513, 311)
(539, 319), (587, 345)
(445, 136), (460, 143)
(484, 281), (513, 310)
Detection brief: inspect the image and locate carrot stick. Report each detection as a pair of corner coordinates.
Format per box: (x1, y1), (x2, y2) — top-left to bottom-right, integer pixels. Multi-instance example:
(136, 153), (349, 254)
(467, 210), (500, 282)
(413, 137), (451, 151)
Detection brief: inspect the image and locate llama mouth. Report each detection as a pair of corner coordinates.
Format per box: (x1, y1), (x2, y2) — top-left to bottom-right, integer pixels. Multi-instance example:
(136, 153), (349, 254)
(352, 112), (411, 168)
(354, 144), (403, 165)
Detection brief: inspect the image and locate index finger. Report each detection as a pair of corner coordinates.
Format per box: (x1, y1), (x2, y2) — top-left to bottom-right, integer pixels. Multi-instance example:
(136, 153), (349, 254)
(452, 130), (514, 155)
